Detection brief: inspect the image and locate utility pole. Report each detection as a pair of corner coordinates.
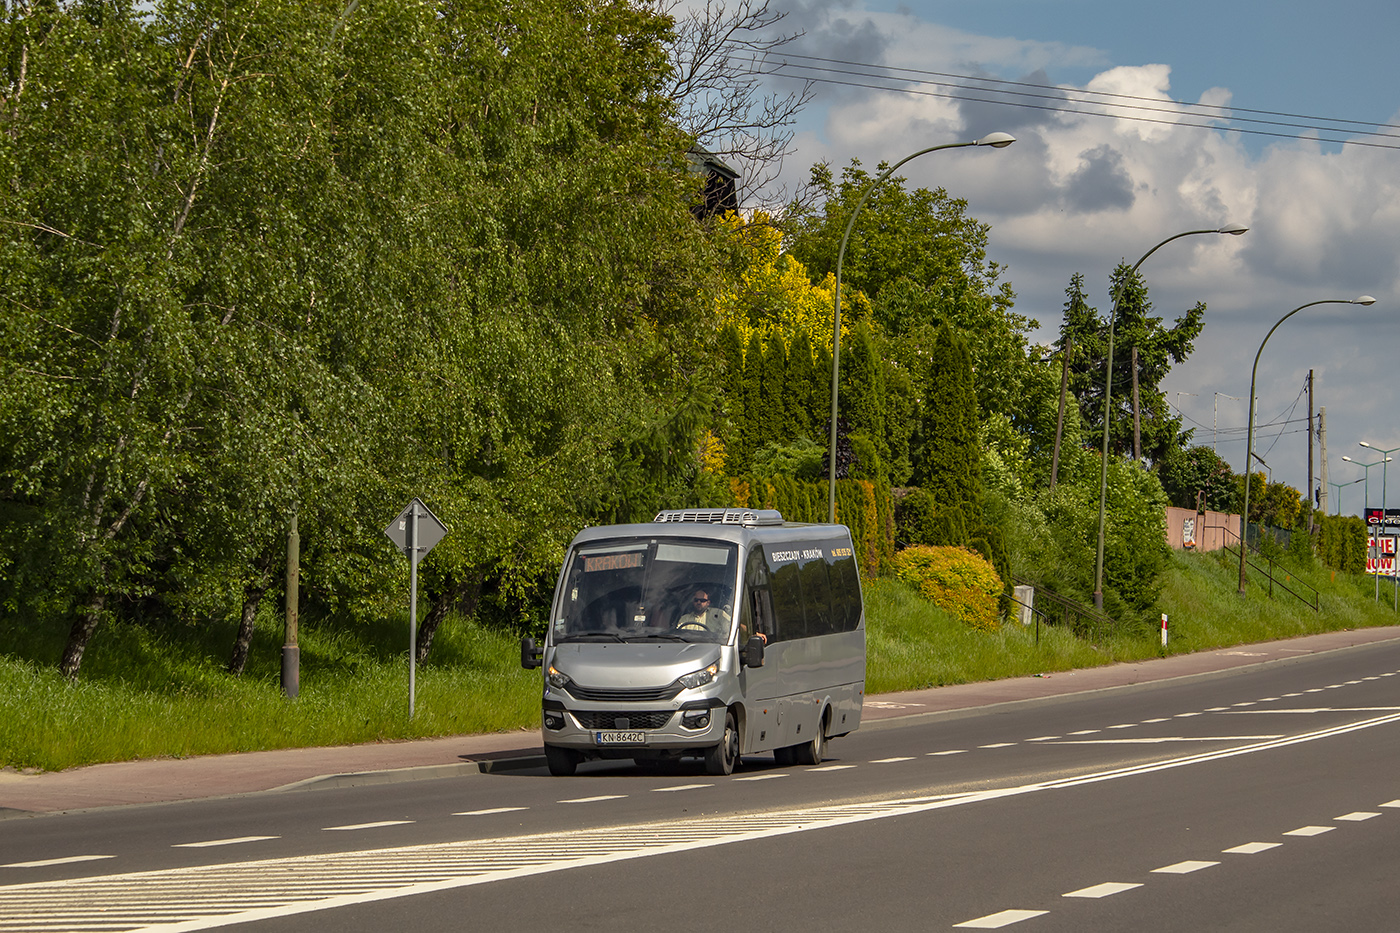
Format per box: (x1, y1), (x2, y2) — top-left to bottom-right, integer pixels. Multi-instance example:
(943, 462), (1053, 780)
(1307, 370), (1315, 535)
(282, 510), (299, 700)
(1050, 339), (1072, 489)
(1131, 346), (1142, 463)
(1318, 406), (1329, 516)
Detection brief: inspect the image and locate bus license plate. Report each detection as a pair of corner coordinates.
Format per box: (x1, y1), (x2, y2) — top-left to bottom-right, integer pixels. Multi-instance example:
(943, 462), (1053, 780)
(595, 731), (646, 745)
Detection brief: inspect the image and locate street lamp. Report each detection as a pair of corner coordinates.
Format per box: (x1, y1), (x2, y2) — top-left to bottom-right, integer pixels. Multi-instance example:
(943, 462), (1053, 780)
(1359, 441), (1400, 606)
(1341, 454), (1391, 517)
(1251, 452), (1271, 484)
(1328, 477), (1364, 515)
(1238, 296), (1378, 595)
(1091, 223), (1248, 610)
(826, 132), (1016, 522)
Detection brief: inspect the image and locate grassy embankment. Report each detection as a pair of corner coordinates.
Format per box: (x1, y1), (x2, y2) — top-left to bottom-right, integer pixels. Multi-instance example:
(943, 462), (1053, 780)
(3, 550), (1397, 773)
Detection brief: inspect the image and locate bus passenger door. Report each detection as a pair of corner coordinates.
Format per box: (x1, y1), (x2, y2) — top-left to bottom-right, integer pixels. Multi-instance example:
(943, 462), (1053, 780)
(739, 547), (781, 754)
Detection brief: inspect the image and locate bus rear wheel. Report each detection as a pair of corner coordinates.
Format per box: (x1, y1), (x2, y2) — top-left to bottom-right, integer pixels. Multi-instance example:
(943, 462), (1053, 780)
(704, 710), (739, 776)
(793, 718), (826, 766)
(544, 745), (580, 776)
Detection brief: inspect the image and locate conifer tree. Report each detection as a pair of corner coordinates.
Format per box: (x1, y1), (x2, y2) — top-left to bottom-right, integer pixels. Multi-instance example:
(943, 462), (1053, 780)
(914, 323), (981, 540)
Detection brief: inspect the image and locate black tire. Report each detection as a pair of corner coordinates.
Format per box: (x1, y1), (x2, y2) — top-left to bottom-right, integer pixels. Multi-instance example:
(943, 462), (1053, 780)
(792, 715), (826, 766)
(544, 745), (580, 776)
(704, 710), (739, 776)
(772, 746), (795, 767)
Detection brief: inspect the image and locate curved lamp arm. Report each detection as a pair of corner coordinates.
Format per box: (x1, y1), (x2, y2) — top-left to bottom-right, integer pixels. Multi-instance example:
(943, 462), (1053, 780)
(826, 133), (1015, 522)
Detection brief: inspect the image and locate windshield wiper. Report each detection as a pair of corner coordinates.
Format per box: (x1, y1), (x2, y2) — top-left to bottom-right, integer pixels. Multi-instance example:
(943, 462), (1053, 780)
(558, 632), (627, 643)
(633, 632), (690, 642)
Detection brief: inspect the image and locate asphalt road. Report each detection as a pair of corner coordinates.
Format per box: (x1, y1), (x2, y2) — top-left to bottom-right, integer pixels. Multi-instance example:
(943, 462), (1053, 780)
(4, 636), (1400, 931)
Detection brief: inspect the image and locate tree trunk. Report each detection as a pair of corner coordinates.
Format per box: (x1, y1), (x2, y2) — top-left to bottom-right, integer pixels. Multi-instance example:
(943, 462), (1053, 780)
(59, 584), (106, 680)
(228, 549), (277, 676)
(416, 569), (484, 664)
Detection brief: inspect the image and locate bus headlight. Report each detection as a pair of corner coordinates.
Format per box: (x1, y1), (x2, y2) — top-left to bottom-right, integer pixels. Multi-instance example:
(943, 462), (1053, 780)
(677, 662), (719, 690)
(546, 665), (571, 689)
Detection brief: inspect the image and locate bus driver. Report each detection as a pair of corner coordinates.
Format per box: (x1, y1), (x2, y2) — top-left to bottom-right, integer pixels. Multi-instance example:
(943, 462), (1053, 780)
(675, 587), (729, 635)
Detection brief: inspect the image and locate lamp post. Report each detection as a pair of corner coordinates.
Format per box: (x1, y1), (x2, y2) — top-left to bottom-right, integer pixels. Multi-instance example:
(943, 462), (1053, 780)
(826, 132), (1016, 522)
(1359, 441), (1400, 606)
(1238, 296), (1377, 595)
(1328, 478), (1364, 515)
(1343, 451), (1393, 600)
(1091, 223), (1248, 610)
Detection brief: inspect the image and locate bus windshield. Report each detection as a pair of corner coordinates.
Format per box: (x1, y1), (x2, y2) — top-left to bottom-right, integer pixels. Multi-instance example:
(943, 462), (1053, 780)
(552, 538), (739, 644)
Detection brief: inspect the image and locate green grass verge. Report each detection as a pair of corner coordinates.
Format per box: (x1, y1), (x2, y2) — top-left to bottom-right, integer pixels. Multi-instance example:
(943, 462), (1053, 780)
(3, 550), (1397, 772)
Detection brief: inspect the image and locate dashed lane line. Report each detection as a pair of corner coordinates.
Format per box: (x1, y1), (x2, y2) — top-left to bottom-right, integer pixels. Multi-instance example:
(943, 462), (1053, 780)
(929, 750), (968, 756)
(558, 795), (628, 804)
(1064, 881), (1142, 898)
(872, 757), (916, 763)
(733, 773), (788, 782)
(809, 764), (857, 772)
(454, 807), (528, 816)
(1283, 825), (1334, 836)
(651, 784), (713, 793)
(1052, 735), (1284, 744)
(1223, 842), (1281, 854)
(1335, 811), (1381, 821)
(954, 909), (1049, 928)
(322, 821), (413, 831)
(979, 743), (1016, 749)
(2, 856), (114, 869)
(172, 838), (279, 849)
(1152, 860), (1218, 874)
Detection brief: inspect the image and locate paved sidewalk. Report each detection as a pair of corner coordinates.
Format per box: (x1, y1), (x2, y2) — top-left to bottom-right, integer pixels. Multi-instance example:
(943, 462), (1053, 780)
(4, 626), (1399, 817)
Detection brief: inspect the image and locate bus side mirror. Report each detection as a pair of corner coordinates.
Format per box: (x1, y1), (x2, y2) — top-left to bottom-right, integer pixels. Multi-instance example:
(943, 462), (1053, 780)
(742, 634), (765, 668)
(521, 637), (543, 670)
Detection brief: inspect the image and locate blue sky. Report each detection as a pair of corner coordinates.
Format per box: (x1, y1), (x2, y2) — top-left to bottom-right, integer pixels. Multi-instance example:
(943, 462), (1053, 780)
(732, 0), (1400, 514)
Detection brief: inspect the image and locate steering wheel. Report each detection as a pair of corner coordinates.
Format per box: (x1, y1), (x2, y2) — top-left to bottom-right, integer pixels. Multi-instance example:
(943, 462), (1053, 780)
(676, 620), (708, 632)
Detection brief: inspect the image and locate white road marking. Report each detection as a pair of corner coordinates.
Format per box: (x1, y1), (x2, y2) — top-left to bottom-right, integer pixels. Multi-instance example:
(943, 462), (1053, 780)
(1282, 692), (1303, 697)
(734, 773), (788, 781)
(1107, 724), (1136, 729)
(1224, 842), (1281, 854)
(979, 743), (1016, 749)
(1334, 811), (1381, 821)
(1054, 736), (1284, 744)
(1064, 882), (1142, 898)
(1284, 825), (1334, 836)
(173, 837), (279, 848)
(1142, 718), (1169, 723)
(1226, 707), (1400, 713)
(12, 710), (1400, 933)
(871, 757), (915, 763)
(955, 909), (1049, 928)
(558, 796), (628, 804)
(454, 807), (528, 816)
(1258, 697), (1279, 702)
(1174, 712), (1202, 717)
(1231, 702), (1256, 707)
(1067, 729), (1099, 735)
(1153, 860), (1218, 874)
(1205, 707), (1230, 712)
(929, 749), (968, 756)
(2, 855), (115, 869)
(1380, 800), (1400, 808)
(652, 784), (712, 793)
(1025, 736), (1060, 742)
(809, 764), (857, 771)
(1305, 688), (1325, 693)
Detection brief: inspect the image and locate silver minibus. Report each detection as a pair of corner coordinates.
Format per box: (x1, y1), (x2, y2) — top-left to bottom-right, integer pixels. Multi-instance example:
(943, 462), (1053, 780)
(521, 508), (865, 775)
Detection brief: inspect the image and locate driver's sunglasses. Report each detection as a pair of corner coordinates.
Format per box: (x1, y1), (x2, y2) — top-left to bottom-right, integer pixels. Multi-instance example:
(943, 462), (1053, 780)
(693, 596), (709, 604)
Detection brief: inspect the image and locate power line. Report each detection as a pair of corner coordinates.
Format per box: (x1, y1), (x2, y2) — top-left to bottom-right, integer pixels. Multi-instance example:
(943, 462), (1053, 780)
(757, 54), (1400, 152)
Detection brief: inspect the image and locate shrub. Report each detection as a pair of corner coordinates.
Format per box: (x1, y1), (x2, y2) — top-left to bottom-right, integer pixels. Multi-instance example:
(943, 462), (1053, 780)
(891, 545), (1002, 631)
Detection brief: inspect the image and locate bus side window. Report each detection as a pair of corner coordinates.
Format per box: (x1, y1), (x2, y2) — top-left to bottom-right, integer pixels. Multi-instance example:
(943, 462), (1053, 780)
(769, 559), (804, 641)
(743, 547), (776, 643)
(800, 556), (835, 636)
(832, 552), (861, 631)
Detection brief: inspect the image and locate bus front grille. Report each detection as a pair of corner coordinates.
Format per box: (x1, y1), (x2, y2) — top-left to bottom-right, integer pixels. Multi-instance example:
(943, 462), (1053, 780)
(566, 682), (682, 702)
(573, 710), (674, 730)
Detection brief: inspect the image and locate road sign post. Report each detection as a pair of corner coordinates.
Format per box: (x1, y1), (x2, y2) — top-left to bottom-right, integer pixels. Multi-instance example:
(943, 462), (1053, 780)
(384, 498), (449, 718)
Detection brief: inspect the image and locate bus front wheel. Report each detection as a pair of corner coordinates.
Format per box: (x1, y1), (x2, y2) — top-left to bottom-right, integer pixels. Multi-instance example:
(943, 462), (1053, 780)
(545, 745), (580, 776)
(704, 710), (739, 776)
